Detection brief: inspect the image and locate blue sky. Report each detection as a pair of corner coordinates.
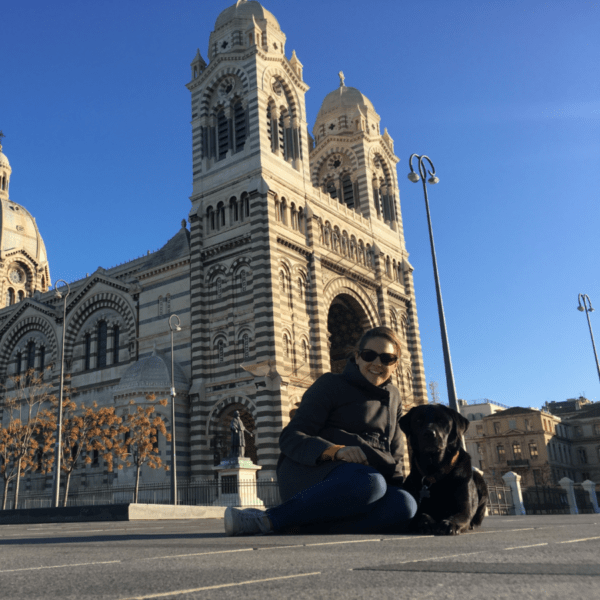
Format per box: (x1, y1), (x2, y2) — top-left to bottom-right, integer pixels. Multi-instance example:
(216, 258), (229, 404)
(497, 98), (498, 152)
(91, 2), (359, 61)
(2, 0), (599, 409)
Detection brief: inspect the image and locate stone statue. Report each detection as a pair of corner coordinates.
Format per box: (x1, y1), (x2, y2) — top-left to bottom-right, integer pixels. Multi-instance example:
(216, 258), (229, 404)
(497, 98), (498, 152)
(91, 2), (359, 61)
(229, 410), (253, 458)
(338, 71), (345, 87)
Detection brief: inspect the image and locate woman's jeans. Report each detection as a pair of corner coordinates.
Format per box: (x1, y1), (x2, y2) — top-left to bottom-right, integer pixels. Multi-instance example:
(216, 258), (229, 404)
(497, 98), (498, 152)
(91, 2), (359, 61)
(267, 463), (417, 534)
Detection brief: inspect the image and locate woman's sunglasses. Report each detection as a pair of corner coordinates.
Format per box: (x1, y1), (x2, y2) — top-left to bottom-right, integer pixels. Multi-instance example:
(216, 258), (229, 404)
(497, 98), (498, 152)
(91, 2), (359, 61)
(359, 350), (398, 366)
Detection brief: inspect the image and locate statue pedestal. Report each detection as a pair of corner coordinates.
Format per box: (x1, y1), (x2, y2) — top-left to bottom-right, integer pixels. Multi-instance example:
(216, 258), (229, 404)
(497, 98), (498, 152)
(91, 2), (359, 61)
(212, 457), (264, 508)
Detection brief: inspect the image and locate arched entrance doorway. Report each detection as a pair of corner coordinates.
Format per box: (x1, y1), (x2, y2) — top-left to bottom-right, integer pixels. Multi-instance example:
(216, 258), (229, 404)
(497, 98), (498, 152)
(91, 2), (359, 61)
(327, 294), (371, 374)
(210, 403), (257, 466)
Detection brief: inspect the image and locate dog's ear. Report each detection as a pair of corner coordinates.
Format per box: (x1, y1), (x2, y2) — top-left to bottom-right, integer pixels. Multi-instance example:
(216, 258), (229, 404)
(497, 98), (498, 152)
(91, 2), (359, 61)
(399, 408), (415, 436)
(440, 405), (469, 450)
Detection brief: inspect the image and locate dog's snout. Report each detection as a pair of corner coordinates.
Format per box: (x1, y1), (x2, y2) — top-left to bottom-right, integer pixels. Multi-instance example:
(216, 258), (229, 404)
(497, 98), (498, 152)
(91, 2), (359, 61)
(423, 429), (436, 439)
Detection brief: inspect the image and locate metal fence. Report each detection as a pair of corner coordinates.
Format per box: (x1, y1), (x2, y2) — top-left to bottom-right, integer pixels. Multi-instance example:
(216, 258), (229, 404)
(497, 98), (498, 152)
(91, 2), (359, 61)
(485, 484), (513, 515)
(1, 479), (282, 511)
(573, 486), (595, 514)
(522, 486), (570, 515)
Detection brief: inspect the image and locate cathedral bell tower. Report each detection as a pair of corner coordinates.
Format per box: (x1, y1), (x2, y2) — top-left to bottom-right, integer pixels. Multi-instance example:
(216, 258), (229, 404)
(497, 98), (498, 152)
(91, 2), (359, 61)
(185, 0), (312, 479)
(185, 1), (428, 481)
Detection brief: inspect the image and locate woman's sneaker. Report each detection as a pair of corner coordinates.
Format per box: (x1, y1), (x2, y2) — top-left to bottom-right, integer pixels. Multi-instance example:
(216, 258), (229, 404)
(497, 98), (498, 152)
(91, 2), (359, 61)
(224, 507), (272, 536)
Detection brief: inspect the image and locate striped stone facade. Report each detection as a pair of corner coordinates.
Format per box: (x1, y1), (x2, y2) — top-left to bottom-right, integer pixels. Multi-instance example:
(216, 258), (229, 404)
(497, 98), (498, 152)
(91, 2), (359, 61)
(0, 1), (428, 493)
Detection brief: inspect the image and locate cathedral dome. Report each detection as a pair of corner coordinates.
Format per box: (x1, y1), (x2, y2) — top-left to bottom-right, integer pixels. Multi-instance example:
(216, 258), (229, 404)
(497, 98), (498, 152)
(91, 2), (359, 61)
(0, 149), (10, 170)
(115, 351), (189, 396)
(313, 80), (381, 144)
(214, 0), (280, 32)
(317, 85), (375, 117)
(0, 199), (48, 265)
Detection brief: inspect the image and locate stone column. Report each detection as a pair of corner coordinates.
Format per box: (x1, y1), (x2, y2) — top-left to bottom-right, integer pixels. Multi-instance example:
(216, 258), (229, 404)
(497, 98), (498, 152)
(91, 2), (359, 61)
(559, 477), (578, 514)
(582, 480), (600, 513)
(502, 471), (526, 515)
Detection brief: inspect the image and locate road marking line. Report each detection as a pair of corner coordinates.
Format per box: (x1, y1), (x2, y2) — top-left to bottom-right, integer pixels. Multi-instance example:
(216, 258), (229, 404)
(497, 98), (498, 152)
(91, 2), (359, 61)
(504, 543), (548, 550)
(0, 560), (121, 573)
(558, 536), (600, 544)
(304, 538), (382, 547)
(119, 571), (322, 599)
(469, 528), (536, 534)
(144, 548), (254, 560)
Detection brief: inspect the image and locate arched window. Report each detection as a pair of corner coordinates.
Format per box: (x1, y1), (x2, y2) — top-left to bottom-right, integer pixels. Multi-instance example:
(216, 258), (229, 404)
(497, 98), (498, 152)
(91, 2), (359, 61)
(229, 197), (238, 223)
(84, 334), (91, 370)
(97, 321), (108, 368)
(18, 290), (25, 302)
(302, 339), (308, 362)
(233, 101), (246, 151)
(372, 179), (381, 218)
(27, 341), (36, 372)
(278, 110), (287, 160)
(297, 207), (304, 234)
(283, 334), (290, 358)
(216, 202), (226, 229)
(113, 325), (120, 364)
(165, 293), (171, 314)
(218, 339), (225, 363)
(217, 109), (229, 160)
(216, 278), (223, 299)
(241, 192), (250, 220)
(578, 448), (588, 464)
(241, 270), (247, 293)
(207, 206), (215, 231)
(242, 333), (250, 360)
(290, 203), (298, 230)
(297, 278), (304, 300)
(326, 180), (337, 199)
(39, 346), (45, 372)
(279, 271), (285, 293)
(280, 198), (287, 224)
(267, 103), (273, 147)
(6, 288), (15, 306)
(16, 351), (22, 374)
(341, 174), (354, 208)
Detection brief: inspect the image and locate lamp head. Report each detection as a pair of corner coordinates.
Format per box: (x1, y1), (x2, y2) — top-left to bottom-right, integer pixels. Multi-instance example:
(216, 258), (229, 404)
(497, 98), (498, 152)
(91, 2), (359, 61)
(428, 175), (440, 184)
(55, 290), (62, 300)
(578, 305), (585, 312)
(407, 172), (420, 183)
(176, 326), (182, 332)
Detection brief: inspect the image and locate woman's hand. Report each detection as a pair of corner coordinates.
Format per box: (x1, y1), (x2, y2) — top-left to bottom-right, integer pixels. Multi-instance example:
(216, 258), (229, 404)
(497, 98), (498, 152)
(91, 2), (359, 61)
(335, 446), (368, 465)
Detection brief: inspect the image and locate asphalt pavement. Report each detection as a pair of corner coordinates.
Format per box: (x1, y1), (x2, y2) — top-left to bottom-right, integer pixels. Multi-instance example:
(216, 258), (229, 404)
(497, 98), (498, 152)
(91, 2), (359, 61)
(0, 514), (599, 599)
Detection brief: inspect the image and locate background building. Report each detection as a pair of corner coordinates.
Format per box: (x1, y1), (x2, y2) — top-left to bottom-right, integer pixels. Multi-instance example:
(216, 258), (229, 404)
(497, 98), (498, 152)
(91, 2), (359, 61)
(0, 1), (427, 493)
(546, 398), (600, 483)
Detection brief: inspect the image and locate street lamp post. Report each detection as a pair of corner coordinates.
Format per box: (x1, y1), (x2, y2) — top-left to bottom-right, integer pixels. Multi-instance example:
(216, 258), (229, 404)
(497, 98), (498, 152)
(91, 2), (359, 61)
(168, 314), (181, 505)
(51, 280), (70, 507)
(577, 294), (600, 383)
(408, 154), (458, 412)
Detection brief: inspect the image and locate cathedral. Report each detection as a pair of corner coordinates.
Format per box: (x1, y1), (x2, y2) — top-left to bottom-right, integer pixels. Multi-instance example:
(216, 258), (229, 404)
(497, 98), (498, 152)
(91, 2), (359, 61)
(0, 0), (427, 489)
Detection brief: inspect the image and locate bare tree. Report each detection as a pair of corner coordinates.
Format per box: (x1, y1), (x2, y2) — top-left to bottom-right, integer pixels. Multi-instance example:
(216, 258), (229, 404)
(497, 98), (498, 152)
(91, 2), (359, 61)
(0, 370), (56, 509)
(117, 398), (171, 502)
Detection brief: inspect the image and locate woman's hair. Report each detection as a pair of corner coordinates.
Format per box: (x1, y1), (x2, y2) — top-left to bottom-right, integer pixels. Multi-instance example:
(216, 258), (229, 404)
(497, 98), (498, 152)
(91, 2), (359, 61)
(356, 326), (402, 357)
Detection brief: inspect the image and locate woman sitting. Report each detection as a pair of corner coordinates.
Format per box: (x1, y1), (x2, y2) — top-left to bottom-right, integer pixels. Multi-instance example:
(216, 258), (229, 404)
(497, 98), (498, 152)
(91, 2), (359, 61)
(224, 326), (417, 535)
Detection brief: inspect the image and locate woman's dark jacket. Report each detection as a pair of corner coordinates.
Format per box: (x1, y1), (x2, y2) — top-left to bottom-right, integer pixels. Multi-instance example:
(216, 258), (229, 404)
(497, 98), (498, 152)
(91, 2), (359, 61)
(276, 359), (405, 502)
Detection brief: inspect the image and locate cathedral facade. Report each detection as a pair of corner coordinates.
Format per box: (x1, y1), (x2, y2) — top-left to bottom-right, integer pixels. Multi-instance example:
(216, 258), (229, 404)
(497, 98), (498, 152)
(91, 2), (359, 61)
(0, 0), (427, 490)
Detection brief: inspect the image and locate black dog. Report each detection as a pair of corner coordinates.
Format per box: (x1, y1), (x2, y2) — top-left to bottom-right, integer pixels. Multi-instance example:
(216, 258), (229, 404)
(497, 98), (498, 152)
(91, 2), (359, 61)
(400, 404), (488, 535)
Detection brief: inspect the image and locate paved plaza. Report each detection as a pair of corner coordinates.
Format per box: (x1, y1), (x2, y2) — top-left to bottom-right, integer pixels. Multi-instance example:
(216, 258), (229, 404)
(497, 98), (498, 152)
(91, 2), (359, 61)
(0, 514), (598, 599)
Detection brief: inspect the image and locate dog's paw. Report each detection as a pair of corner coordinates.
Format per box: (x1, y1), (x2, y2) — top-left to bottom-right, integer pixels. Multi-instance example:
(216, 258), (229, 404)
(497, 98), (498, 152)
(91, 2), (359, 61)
(433, 519), (459, 536)
(414, 513), (436, 535)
